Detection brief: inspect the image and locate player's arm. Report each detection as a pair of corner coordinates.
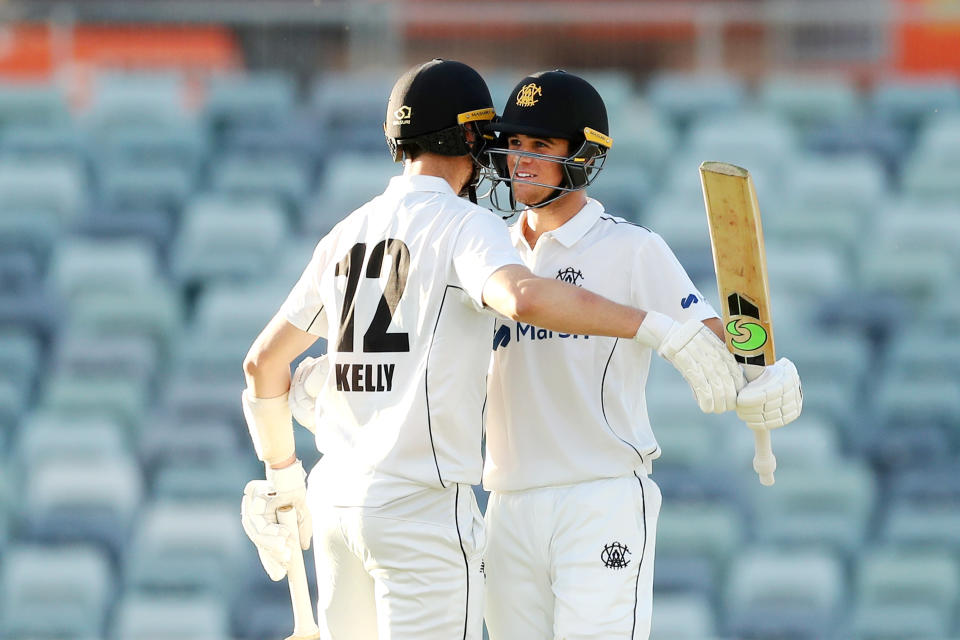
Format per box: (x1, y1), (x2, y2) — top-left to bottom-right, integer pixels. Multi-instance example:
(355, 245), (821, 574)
(241, 312), (318, 569)
(482, 264), (646, 338)
(483, 265), (744, 413)
(243, 312), (318, 468)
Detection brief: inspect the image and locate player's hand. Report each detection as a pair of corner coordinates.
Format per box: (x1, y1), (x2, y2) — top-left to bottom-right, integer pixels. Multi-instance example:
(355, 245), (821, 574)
(635, 311), (745, 413)
(241, 479), (294, 581)
(267, 460), (312, 551)
(736, 357), (802, 430)
(289, 355), (329, 433)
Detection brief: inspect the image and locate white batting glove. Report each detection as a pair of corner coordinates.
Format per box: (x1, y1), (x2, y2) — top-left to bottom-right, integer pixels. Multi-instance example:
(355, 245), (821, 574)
(241, 479), (294, 581)
(635, 311), (745, 413)
(289, 355), (329, 433)
(736, 357), (802, 430)
(266, 460), (312, 550)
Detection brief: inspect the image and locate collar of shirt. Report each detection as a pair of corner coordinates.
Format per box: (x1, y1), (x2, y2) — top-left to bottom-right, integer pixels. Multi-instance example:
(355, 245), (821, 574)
(385, 174), (458, 197)
(510, 198), (605, 249)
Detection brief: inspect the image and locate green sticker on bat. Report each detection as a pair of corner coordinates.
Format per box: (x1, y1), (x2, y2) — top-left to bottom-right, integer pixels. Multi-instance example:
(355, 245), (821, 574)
(726, 319), (768, 352)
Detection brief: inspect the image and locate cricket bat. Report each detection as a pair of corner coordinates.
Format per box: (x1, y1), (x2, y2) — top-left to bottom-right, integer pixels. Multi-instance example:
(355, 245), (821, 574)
(700, 161), (777, 486)
(276, 505), (322, 640)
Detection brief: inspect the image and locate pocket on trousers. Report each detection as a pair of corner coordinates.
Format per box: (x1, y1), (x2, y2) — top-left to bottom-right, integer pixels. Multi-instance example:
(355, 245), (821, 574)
(458, 486), (487, 561)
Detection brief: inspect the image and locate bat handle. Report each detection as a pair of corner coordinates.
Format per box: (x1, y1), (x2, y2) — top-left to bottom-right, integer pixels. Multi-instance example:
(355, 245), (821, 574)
(276, 505), (322, 640)
(741, 363), (776, 486)
(752, 428), (776, 486)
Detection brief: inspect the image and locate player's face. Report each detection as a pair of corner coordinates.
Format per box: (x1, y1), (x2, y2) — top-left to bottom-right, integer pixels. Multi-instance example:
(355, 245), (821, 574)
(505, 134), (570, 205)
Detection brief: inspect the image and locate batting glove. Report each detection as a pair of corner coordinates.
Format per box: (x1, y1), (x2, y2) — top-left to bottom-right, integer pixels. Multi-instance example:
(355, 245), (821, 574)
(736, 357), (802, 430)
(241, 479), (294, 581)
(289, 355), (329, 433)
(266, 460), (312, 551)
(635, 311), (745, 413)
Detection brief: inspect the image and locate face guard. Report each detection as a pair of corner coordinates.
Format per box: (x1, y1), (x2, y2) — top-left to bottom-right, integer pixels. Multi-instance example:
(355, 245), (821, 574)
(483, 127), (610, 212)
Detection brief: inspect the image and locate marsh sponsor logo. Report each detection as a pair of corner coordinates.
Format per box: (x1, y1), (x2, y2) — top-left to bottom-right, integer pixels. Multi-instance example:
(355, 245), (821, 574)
(492, 322), (590, 350)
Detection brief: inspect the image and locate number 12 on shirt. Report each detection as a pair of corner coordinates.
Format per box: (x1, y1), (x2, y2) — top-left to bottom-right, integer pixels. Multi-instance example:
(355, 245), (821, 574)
(700, 161), (778, 486)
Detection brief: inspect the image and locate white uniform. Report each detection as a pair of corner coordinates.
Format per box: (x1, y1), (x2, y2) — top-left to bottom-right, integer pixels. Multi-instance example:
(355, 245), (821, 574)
(281, 174), (522, 640)
(483, 199), (716, 640)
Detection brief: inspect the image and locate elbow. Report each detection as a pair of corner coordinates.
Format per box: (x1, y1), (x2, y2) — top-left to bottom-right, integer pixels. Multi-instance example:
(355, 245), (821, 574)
(243, 345), (279, 381)
(510, 282), (545, 323)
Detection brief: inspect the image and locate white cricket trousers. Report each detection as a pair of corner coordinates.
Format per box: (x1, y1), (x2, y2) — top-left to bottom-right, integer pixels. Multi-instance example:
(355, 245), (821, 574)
(484, 472), (662, 640)
(307, 483), (486, 640)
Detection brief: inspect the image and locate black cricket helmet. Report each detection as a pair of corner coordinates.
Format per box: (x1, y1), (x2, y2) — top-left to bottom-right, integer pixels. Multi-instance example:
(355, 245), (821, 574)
(484, 70), (612, 211)
(384, 59), (496, 164)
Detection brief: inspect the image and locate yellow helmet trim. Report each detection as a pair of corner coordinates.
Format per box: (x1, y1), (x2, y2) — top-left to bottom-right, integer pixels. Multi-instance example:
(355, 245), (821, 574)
(457, 108), (496, 124)
(584, 127), (613, 149)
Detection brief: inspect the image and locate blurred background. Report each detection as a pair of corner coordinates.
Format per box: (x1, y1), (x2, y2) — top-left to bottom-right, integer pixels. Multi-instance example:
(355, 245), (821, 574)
(0, 0), (959, 639)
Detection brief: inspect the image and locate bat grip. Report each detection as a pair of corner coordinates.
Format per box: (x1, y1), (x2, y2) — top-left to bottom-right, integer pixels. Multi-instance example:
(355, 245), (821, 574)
(752, 428), (776, 486)
(276, 505), (321, 640)
(742, 363), (776, 486)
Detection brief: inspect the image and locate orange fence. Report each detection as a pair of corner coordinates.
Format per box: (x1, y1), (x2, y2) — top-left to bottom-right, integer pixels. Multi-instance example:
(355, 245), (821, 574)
(0, 24), (241, 78)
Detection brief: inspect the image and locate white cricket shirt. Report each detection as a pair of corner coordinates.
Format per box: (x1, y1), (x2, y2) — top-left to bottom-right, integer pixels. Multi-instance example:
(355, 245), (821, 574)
(483, 198), (717, 492)
(282, 174), (523, 507)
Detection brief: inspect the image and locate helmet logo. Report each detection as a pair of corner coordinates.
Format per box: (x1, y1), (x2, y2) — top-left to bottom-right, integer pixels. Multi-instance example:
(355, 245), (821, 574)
(515, 83), (542, 107)
(393, 105), (412, 126)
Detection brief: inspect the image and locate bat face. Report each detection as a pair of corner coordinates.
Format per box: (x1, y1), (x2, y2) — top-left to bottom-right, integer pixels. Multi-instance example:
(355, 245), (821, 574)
(700, 161), (776, 367)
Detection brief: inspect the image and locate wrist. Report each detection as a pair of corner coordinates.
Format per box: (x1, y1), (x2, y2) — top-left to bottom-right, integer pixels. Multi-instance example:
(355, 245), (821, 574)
(633, 310), (676, 349)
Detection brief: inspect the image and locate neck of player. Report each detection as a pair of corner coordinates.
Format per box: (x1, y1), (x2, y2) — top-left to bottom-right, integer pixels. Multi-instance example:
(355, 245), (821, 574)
(404, 153), (474, 195)
(522, 188), (588, 249)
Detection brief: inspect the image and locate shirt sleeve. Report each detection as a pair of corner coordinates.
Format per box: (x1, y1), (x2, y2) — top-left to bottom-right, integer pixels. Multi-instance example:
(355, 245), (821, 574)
(633, 231), (717, 323)
(450, 209), (524, 308)
(280, 235), (334, 338)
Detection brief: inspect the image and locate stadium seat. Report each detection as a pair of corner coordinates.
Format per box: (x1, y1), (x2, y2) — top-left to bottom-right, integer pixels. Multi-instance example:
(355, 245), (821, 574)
(650, 592), (718, 640)
(752, 463), (876, 552)
(758, 75), (861, 128)
(14, 412), (129, 478)
(98, 163), (195, 215)
(68, 287), (183, 353)
(23, 456), (142, 559)
(86, 71), (189, 131)
(586, 164), (651, 222)
(656, 502), (744, 568)
(874, 373), (960, 431)
(604, 104), (677, 178)
(885, 327), (960, 381)
(802, 118), (909, 175)
(855, 547), (959, 611)
(54, 330), (158, 384)
(724, 548), (846, 635)
(312, 71), (396, 154)
(684, 111), (797, 173)
(110, 593), (232, 640)
(306, 153), (399, 236)
(209, 154), (310, 217)
(170, 332), (251, 384)
(124, 499), (246, 596)
(149, 454), (258, 501)
(0, 378), (27, 434)
(0, 157), (86, 221)
(95, 121), (209, 175)
(0, 544), (113, 638)
(49, 237), (160, 300)
(848, 602), (952, 640)
(900, 154), (960, 202)
(644, 73), (746, 128)
(171, 206), (289, 287)
(190, 282), (292, 341)
(783, 153), (886, 215)
(0, 122), (87, 163)
(39, 372), (150, 432)
(887, 465), (960, 506)
(0, 327), (41, 401)
(205, 71), (297, 132)
(871, 76), (960, 127)
(912, 112), (960, 164)
(0, 209), (61, 272)
(0, 82), (71, 128)
(882, 503), (960, 552)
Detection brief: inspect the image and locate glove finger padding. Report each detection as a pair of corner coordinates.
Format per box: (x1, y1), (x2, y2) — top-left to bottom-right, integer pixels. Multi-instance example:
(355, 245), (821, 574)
(267, 461), (313, 551)
(659, 320), (746, 414)
(289, 355), (329, 433)
(241, 480), (294, 581)
(736, 357), (802, 430)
